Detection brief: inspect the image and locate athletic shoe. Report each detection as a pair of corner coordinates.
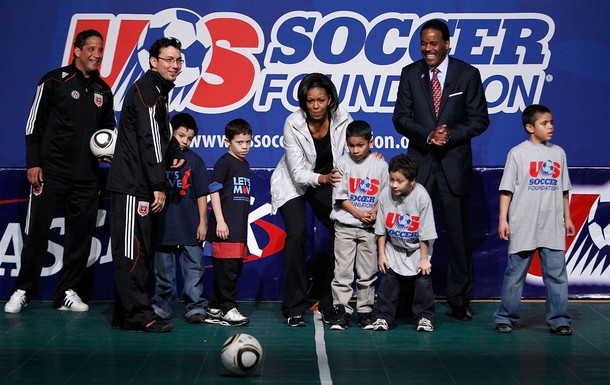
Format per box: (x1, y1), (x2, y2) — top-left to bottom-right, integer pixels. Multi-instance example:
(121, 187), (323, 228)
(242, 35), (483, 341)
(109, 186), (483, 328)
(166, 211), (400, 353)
(550, 325), (573, 336)
(204, 308), (222, 324)
(495, 323), (512, 333)
(358, 313), (375, 330)
(287, 315), (306, 327)
(4, 289), (27, 313)
(416, 317), (434, 332)
(220, 308), (250, 326)
(187, 313), (207, 323)
(58, 290), (89, 312)
(329, 305), (350, 330)
(121, 319), (174, 333)
(372, 318), (388, 331)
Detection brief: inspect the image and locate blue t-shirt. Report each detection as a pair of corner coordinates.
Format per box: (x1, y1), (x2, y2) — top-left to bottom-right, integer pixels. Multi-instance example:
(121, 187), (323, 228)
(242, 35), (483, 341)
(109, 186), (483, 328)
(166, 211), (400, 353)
(157, 149), (210, 245)
(206, 152), (251, 244)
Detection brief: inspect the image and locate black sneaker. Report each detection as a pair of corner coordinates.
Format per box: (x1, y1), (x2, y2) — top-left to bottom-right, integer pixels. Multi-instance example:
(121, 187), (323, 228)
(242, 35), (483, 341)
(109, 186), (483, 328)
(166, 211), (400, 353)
(495, 323), (512, 333)
(329, 305), (350, 330)
(550, 325), (572, 336)
(187, 313), (207, 323)
(358, 313), (375, 330)
(287, 315), (306, 327)
(144, 319), (175, 333)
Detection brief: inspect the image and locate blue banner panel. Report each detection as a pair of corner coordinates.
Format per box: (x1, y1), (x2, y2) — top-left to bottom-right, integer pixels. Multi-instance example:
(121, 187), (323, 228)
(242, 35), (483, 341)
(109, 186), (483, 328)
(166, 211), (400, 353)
(1, 1), (610, 170)
(1, 168), (609, 300)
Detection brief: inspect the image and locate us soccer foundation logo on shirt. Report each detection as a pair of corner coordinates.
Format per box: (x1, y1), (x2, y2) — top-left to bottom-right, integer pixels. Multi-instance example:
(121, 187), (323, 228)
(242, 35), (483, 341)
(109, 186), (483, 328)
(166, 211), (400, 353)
(528, 160), (560, 191)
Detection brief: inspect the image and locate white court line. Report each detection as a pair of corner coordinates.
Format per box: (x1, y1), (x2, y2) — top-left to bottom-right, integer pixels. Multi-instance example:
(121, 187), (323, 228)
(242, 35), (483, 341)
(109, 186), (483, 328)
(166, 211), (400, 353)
(313, 312), (333, 385)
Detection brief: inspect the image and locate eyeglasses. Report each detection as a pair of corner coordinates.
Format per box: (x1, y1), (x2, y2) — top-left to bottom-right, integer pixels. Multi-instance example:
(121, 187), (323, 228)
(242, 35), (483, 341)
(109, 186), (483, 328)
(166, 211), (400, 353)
(157, 56), (184, 65)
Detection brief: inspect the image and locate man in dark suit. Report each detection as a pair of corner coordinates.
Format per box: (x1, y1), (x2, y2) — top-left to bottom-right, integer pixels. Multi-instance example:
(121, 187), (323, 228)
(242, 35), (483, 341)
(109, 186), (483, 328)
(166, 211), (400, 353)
(392, 19), (489, 320)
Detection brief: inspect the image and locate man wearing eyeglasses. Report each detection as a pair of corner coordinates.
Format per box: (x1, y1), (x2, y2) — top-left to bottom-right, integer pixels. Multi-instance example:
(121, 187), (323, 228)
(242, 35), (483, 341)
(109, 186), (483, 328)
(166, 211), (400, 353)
(107, 37), (185, 333)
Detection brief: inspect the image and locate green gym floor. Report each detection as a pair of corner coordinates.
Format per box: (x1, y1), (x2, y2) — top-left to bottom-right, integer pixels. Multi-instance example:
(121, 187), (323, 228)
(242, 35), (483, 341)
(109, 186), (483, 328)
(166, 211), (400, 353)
(1, 300), (609, 385)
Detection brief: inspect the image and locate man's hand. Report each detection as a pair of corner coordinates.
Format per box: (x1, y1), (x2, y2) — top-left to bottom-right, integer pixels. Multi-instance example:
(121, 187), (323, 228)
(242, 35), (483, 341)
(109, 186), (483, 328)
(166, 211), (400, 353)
(429, 124), (450, 146)
(27, 167), (44, 193)
(152, 191), (166, 213)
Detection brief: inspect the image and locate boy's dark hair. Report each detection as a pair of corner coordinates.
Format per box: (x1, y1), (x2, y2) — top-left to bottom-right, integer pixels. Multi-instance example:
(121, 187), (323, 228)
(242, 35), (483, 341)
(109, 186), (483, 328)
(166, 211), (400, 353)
(225, 118), (253, 140)
(297, 73), (339, 119)
(149, 37), (182, 67)
(420, 19), (450, 41)
(72, 29), (103, 62)
(170, 113), (198, 135)
(346, 120), (372, 141)
(522, 104), (551, 131)
(389, 154), (418, 180)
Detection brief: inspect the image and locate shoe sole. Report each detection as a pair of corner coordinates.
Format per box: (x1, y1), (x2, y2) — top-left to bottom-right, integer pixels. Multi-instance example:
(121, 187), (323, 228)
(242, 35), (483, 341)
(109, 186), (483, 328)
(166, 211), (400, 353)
(58, 305), (89, 312)
(417, 327), (434, 332)
(330, 325), (347, 330)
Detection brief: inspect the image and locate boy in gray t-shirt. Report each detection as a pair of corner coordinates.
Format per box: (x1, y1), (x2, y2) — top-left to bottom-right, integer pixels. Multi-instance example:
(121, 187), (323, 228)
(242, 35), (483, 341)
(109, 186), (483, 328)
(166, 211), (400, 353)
(371, 154), (437, 332)
(494, 104), (575, 336)
(328, 120), (388, 330)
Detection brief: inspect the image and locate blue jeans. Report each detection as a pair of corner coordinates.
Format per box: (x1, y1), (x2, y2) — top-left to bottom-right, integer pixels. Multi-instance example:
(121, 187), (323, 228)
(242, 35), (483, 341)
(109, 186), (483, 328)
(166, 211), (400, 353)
(494, 248), (571, 329)
(151, 245), (208, 320)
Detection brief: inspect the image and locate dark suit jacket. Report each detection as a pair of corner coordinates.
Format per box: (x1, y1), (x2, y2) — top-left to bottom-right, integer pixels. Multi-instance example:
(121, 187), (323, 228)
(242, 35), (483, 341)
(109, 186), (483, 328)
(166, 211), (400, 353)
(392, 57), (489, 195)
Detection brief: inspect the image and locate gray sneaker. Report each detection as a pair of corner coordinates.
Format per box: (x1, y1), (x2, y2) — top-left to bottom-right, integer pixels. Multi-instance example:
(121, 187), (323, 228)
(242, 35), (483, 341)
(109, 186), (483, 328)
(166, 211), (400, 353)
(416, 317), (434, 332)
(220, 308), (249, 326)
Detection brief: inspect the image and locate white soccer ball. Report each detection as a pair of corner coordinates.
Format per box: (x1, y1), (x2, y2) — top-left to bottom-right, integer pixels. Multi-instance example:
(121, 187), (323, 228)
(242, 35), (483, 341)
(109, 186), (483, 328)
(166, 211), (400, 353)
(220, 333), (263, 376)
(89, 128), (117, 158)
(540, 160), (555, 177)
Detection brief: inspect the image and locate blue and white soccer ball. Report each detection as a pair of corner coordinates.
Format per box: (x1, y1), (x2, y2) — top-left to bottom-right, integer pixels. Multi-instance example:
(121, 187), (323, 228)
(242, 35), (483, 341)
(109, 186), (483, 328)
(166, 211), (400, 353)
(587, 194), (610, 250)
(540, 160), (555, 177)
(136, 8), (211, 88)
(220, 333), (263, 376)
(396, 214), (412, 230)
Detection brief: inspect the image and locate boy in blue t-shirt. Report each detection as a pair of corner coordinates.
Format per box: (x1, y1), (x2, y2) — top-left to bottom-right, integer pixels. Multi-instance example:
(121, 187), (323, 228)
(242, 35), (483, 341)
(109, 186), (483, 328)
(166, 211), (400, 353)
(151, 113), (212, 324)
(204, 119), (253, 327)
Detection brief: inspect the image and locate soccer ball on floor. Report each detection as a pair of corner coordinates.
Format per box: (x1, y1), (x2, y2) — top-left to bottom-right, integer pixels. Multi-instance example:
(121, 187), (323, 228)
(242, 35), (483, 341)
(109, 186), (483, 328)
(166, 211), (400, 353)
(89, 128), (117, 158)
(220, 333), (263, 376)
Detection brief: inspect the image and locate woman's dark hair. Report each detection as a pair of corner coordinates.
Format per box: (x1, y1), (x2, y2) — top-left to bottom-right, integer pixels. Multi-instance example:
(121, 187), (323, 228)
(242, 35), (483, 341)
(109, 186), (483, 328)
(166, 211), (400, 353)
(297, 73), (339, 119)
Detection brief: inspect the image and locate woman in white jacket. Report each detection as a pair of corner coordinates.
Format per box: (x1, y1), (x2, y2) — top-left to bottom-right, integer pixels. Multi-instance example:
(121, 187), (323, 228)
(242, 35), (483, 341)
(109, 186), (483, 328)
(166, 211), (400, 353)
(270, 73), (352, 327)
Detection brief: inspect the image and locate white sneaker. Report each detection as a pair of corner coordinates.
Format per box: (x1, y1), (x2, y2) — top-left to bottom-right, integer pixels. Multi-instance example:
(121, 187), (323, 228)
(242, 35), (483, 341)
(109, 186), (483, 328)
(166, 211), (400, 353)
(204, 307), (222, 324)
(220, 308), (249, 326)
(417, 317), (434, 332)
(4, 289), (27, 313)
(372, 318), (388, 331)
(58, 289), (89, 312)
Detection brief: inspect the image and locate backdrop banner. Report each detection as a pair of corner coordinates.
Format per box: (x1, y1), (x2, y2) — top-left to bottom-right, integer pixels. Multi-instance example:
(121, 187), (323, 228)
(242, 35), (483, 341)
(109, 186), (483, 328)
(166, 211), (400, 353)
(1, 1), (609, 300)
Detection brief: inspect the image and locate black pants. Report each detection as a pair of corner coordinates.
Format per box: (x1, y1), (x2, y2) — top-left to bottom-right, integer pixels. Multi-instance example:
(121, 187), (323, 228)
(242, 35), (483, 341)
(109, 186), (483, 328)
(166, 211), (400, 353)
(15, 176), (99, 308)
(377, 268), (435, 325)
(110, 193), (156, 328)
(423, 159), (473, 310)
(279, 185), (335, 318)
(210, 257), (243, 313)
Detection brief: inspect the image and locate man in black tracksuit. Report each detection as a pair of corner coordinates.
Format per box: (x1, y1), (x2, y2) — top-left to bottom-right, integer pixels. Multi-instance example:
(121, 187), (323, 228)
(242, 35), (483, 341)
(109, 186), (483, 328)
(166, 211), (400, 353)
(4, 30), (115, 314)
(107, 37), (184, 333)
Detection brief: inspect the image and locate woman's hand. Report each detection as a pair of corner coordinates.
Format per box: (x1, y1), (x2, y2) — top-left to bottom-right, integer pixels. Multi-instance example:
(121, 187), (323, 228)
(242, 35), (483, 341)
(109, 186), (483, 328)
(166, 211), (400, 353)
(318, 168), (341, 186)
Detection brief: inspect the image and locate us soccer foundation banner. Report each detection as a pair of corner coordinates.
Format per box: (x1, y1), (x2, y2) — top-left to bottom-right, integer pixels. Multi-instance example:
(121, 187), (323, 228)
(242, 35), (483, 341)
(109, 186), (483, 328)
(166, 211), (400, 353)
(1, 0), (610, 300)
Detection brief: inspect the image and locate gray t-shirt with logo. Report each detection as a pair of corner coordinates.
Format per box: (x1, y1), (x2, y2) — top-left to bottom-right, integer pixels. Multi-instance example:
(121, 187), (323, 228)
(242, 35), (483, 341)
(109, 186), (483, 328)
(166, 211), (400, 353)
(499, 140), (571, 254)
(374, 183), (437, 276)
(331, 153), (388, 228)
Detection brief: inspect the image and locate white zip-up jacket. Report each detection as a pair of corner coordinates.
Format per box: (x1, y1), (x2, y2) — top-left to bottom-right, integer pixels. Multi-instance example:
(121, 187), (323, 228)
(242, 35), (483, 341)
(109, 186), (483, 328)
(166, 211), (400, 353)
(270, 106), (352, 213)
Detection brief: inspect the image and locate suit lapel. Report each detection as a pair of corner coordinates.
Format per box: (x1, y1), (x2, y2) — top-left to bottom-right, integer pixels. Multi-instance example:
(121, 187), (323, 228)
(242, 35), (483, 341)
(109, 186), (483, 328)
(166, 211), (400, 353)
(417, 62), (436, 119)
(439, 58), (457, 118)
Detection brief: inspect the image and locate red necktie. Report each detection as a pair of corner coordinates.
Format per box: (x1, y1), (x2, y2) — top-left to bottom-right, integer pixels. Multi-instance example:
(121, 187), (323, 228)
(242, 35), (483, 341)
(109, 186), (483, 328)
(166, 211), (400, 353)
(431, 67), (441, 118)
